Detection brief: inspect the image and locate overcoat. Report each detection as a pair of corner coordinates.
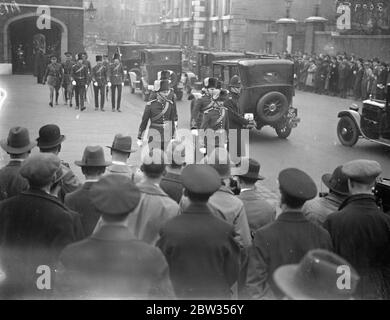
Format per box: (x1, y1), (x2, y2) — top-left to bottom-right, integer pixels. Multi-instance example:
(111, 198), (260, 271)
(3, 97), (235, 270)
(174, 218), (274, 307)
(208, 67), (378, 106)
(157, 202), (240, 299)
(0, 189), (76, 298)
(0, 161), (29, 201)
(64, 182), (101, 237)
(246, 211), (333, 299)
(57, 225), (175, 299)
(324, 194), (390, 300)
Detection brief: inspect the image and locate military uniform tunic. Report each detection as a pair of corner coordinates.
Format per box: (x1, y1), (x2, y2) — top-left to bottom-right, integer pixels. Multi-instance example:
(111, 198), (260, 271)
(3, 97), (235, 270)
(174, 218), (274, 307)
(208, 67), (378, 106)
(71, 63), (89, 109)
(138, 99), (178, 151)
(92, 64), (108, 110)
(44, 63), (63, 89)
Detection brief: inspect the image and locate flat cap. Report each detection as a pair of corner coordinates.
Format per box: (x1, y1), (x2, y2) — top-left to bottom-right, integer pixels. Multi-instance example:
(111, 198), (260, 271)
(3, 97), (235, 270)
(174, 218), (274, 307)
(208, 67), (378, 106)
(279, 168), (317, 201)
(342, 160), (382, 184)
(182, 165), (221, 196)
(90, 175), (141, 215)
(20, 153), (61, 188)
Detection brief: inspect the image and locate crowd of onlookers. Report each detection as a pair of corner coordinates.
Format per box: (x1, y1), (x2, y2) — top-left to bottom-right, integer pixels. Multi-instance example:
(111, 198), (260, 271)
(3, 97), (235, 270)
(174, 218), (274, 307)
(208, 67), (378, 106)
(288, 53), (390, 101)
(0, 124), (390, 300)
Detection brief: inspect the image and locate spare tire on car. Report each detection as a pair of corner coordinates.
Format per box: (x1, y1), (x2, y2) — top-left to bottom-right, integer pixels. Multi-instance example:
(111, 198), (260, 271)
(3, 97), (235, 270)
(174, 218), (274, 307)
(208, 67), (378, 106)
(256, 91), (289, 125)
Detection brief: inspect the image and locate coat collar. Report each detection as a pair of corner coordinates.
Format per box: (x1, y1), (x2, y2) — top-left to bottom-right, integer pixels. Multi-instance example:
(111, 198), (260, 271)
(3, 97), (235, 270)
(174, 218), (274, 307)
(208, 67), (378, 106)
(82, 181), (96, 191)
(183, 201), (214, 215)
(91, 225), (136, 242)
(339, 194), (377, 211)
(7, 160), (24, 167)
(277, 210), (308, 223)
(137, 180), (169, 197)
(21, 188), (68, 210)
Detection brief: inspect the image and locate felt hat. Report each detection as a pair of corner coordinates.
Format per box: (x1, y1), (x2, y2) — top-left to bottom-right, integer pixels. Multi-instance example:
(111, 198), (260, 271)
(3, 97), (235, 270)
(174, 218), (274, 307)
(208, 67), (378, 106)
(0, 127), (36, 155)
(37, 124), (65, 149)
(75, 146), (111, 167)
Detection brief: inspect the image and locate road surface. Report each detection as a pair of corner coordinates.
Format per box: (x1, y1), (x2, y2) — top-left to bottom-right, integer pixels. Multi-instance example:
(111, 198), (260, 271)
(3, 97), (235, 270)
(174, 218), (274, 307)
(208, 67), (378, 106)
(1, 75), (389, 200)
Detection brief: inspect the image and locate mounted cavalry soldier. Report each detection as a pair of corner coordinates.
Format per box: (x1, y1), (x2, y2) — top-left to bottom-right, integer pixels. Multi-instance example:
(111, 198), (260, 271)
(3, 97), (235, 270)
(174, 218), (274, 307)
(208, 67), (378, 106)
(92, 55), (108, 112)
(43, 55), (63, 108)
(108, 53), (125, 112)
(62, 52), (75, 107)
(71, 53), (89, 111)
(138, 80), (178, 152)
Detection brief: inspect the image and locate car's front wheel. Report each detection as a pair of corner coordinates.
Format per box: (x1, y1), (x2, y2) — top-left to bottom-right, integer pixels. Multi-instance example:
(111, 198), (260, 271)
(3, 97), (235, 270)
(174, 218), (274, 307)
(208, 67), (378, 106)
(275, 124), (292, 139)
(337, 116), (360, 147)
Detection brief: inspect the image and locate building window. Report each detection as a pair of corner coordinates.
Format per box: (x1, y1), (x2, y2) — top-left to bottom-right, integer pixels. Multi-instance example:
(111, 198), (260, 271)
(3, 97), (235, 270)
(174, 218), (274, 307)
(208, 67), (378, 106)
(212, 0), (219, 17)
(224, 0), (231, 16)
(184, 0), (191, 17)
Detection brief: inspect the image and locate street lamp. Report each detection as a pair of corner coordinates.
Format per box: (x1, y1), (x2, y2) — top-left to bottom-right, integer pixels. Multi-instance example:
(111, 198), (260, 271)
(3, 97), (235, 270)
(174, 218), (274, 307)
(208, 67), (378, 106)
(86, 0), (97, 21)
(285, 0), (293, 19)
(314, 0), (321, 16)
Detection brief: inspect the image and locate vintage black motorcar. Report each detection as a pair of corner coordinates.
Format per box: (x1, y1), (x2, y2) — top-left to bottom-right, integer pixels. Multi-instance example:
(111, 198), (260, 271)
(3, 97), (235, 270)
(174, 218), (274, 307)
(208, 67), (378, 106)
(337, 86), (390, 147)
(196, 51), (247, 81)
(108, 43), (147, 85)
(211, 59), (300, 139)
(131, 48), (184, 101)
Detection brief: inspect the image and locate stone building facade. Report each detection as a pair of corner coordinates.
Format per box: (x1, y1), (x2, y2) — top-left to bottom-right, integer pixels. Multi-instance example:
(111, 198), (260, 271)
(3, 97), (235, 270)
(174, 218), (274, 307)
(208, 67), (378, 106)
(0, 0), (84, 74)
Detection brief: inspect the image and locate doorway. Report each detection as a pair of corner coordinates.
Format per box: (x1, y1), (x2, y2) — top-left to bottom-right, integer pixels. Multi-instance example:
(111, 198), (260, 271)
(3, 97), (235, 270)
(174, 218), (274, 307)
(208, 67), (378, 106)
(9, 16), (62, 74)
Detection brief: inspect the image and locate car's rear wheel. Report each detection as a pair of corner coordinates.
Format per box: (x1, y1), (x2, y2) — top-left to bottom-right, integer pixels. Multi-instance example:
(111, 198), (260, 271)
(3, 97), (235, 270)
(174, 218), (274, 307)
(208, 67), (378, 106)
(275, 124), (292, 139)
(337, 116), (360, 147)
(256, 92), (289, 125)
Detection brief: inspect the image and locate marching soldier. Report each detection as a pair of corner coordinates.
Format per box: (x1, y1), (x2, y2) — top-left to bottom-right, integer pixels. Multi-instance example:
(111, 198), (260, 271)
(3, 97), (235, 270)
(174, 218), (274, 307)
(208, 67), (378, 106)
(191, 77), (219, 130)
(138, 80), (178, 151)
(82, 52), (92, 101)
(43, 55), (63, 108)
(200, 89), (229, 154)
(103, 55), (111, 102)
(224, 76), (256, 157)
(62, 52), (75, 107)
(92, 55), (108, 112)
(108, 53), (125, 112)
(71, 54), (89, 111)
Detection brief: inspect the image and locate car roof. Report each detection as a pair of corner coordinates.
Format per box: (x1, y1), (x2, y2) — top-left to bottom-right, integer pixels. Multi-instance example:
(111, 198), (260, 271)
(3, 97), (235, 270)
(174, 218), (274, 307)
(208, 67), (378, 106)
(143, 49), (182, 53)
(198, 51), (246, 57)
(213, 59), (294, 66)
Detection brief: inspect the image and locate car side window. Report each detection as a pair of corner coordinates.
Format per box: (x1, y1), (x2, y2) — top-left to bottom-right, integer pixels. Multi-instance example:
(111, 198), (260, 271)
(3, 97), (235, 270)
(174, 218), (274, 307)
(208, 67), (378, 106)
(262, 71), (281, 83)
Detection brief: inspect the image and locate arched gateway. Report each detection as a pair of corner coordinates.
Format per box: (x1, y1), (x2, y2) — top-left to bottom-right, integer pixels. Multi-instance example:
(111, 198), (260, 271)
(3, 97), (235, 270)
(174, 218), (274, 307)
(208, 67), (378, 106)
(3, 13), (68, 74)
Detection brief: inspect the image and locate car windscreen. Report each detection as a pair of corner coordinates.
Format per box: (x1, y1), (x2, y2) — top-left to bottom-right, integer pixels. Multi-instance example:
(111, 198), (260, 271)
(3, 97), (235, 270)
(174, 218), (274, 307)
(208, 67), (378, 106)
(147, 52), (182, 65)
(244, 65), (292, 86)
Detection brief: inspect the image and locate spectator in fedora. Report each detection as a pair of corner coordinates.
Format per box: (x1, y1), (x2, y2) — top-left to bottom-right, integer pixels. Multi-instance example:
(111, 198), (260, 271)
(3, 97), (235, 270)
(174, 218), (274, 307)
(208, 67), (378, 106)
(106, 134), (139, 182)
(57, 175), (174, 299)
(302, 166), (349, 227)
(0, 154), (76, 299)
(274, 249), (359, 300)
(94, 149), (179, 245)
(0, 127), (36, 201)
(160, 140), (186, 204)
(324, 160), (390, 300)
(246, 168), (333, 300)
(234, 158), (276, 236)
(65, 146), (111, 237)
(157, 165), (240, 299)
(37, 124), (81, 202)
